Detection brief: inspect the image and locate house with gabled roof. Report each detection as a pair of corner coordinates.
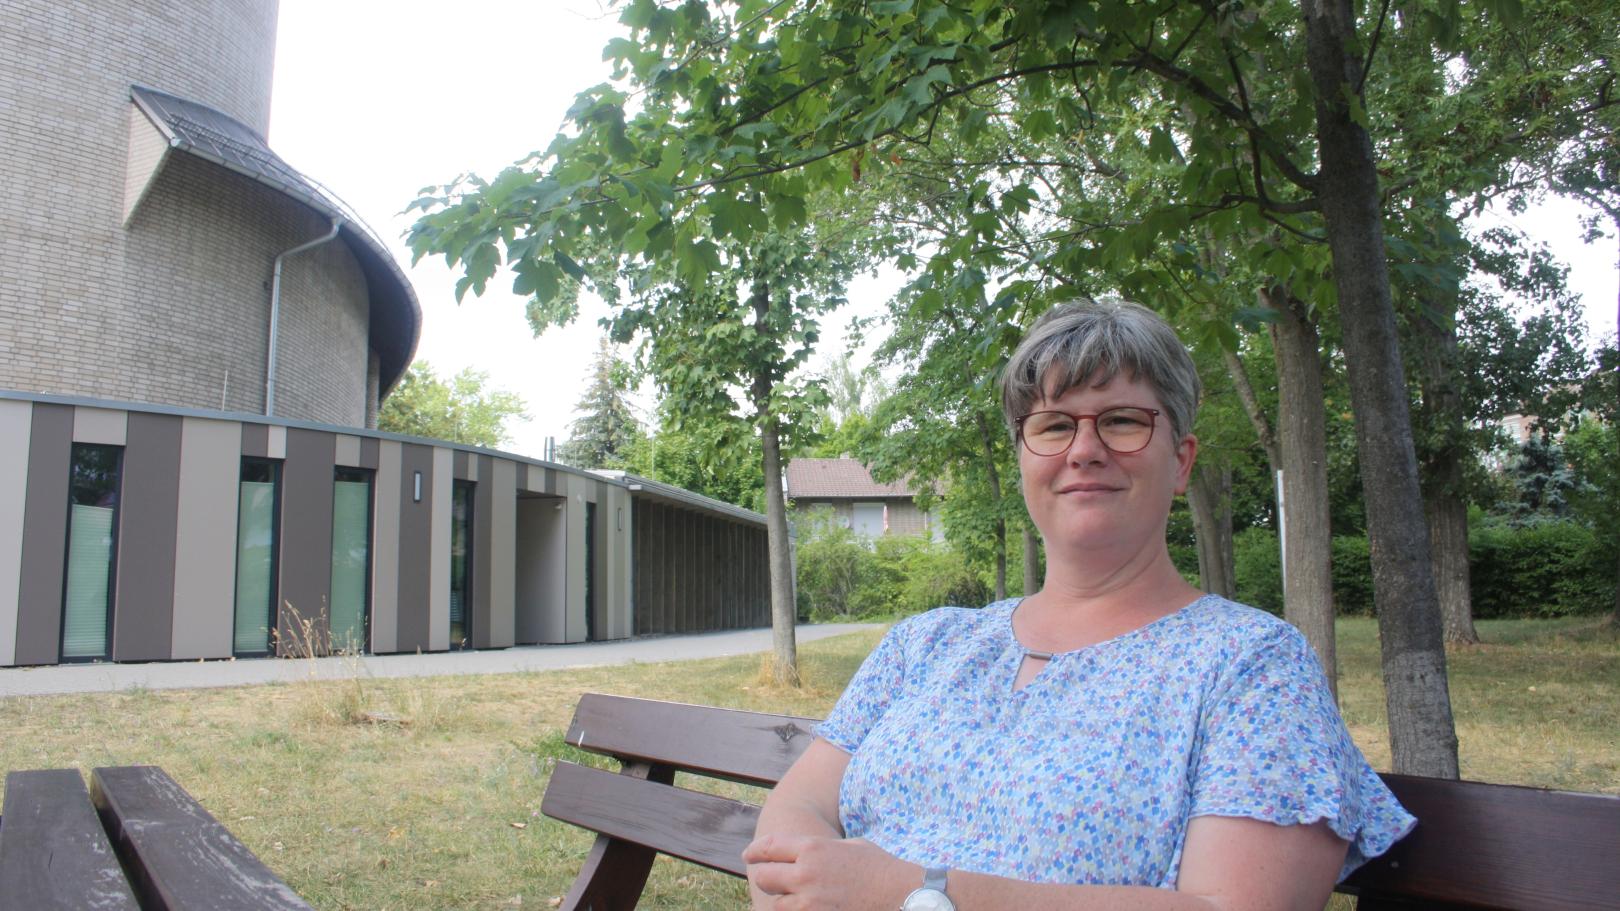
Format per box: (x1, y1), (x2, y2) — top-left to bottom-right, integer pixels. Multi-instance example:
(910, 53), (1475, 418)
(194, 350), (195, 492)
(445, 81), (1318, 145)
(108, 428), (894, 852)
(785, 457), (941, 540)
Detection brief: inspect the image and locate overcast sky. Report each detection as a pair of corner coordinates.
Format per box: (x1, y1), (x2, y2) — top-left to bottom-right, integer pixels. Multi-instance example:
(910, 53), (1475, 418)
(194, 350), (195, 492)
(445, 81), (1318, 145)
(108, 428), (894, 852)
(268, 1), (1616, 460)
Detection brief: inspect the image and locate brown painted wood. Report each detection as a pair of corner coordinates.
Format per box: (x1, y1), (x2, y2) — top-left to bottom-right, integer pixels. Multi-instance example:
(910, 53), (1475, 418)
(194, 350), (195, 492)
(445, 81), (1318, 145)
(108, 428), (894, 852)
(544, 694), (1620, 911)
(90, 765), (313, 911)
(554, 760), (673, 911)
(358, 436), (379, 470)
(565, 693), (817, 787)
(0, 769), (140, 910)
(1342, 774), (1620, 910)
(542, 761), (758, 877)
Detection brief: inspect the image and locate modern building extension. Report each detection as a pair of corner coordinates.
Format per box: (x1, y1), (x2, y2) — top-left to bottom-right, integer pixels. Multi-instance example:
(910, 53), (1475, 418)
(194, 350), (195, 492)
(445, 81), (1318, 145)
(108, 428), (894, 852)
(0, 0), (768, 668)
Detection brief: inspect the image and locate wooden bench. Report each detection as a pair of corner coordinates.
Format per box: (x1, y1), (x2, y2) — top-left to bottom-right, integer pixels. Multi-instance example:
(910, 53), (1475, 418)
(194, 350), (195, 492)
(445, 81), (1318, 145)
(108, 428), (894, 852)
(542, 693), (1620, 911)
(0, 765), (313, 910)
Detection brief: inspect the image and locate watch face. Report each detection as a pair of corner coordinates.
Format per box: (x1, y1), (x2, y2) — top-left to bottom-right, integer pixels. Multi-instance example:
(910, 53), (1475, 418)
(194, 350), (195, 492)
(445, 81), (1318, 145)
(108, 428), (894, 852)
(901, 887), (955, 911)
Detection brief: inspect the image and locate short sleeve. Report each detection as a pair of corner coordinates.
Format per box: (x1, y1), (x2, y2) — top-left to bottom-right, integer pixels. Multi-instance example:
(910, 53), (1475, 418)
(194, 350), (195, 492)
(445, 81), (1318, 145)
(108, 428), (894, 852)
(813, 620), (910, 753)
(1189, 624), (1417, 880)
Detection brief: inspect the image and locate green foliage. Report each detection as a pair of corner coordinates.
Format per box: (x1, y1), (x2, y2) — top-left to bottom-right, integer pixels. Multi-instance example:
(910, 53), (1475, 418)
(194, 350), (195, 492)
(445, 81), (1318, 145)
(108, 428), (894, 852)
(556, 337), (641, 469)
(1233, 521), (1612, 619)
(376, 362), (527, 447)
(793, 511), (989, 621)
(1233, 527), (1284, 615)
(619, 404), (766, 511)
(1471, 520), (1615, 618)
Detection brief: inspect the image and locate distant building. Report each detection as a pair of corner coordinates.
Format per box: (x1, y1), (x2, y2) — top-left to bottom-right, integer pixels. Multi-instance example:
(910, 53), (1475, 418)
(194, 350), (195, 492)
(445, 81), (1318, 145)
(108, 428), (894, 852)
(785, 457), (941, 540)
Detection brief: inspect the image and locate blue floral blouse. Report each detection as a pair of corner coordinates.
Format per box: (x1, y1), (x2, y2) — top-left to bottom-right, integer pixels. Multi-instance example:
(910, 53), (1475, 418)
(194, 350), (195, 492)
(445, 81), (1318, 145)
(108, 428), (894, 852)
(814, 596), (1416, 887)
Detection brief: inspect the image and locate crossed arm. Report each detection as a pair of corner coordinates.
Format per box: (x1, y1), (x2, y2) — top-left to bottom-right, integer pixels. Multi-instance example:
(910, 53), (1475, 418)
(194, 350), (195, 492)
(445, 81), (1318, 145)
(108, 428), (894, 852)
(744, 739), (1350, 911)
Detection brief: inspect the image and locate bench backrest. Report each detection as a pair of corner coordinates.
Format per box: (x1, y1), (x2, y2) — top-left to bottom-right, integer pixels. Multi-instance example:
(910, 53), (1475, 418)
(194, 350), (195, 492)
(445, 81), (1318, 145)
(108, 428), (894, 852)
(541, 693), (1620, 911)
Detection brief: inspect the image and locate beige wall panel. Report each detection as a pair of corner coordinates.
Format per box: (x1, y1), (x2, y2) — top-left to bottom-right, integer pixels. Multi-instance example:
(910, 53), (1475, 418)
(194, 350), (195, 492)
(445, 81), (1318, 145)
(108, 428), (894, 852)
(564, 484), (586, 644)
(515, 497), (567, 643)
(73, 406), (127, 445)
(0, 400), (31, 667)
(170, 417), (240, 659)
(488, 458), (517, 647)
(334, 434), (362, 467)
(266, 425), (287, 459)
(371, 440), (402, 653)
(429, 446), (452, 651)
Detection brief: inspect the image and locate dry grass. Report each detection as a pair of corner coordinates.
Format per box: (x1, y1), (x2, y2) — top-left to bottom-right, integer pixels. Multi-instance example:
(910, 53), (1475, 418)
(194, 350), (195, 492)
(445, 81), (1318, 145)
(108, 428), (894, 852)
(0, 617), (1613, 910)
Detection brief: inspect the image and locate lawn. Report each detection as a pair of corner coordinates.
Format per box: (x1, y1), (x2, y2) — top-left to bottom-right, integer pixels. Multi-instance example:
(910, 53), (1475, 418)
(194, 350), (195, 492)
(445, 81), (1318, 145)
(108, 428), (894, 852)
(0, 616), (1614, 910)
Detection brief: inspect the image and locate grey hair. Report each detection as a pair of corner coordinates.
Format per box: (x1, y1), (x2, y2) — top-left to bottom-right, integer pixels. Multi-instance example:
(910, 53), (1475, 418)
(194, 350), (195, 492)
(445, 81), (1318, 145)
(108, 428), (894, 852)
(1000, 298), (1202, 440)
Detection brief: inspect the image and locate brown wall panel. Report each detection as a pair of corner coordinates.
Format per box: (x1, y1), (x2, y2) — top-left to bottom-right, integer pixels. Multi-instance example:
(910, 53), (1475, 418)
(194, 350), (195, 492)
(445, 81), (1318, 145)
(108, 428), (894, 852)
(453, 449), (469, 480)
(394, 443), (434, 652)
(359, 436), (379, 469)
(14, 404), (74, 665)
(240, 422), (268, 458)
(277, 428), (335, 653)
(112, 411), (182, 661)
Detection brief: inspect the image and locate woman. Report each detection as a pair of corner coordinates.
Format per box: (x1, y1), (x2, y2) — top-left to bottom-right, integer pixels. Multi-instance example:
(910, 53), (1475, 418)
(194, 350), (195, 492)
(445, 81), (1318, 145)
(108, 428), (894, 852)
(744, 300), (1414, 911)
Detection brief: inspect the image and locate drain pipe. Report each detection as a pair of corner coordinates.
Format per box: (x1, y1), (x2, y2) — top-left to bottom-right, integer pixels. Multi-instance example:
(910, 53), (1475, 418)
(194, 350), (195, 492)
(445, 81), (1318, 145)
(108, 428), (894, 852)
(265, 217), (343, 416)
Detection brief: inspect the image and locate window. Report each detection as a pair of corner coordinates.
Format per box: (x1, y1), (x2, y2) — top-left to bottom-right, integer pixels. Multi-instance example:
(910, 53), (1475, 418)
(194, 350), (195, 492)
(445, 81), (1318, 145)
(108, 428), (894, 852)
(449, 480), (473, 649)
(233, 459), (281, 656)
(851, 502), (886, 539)
(329, 467), (373, 653)
(61, 444), (122, 661)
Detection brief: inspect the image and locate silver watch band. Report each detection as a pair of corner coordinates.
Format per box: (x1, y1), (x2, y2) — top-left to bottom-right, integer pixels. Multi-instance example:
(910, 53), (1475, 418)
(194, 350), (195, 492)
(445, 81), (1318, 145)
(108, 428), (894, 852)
(923, 866), (949, 893)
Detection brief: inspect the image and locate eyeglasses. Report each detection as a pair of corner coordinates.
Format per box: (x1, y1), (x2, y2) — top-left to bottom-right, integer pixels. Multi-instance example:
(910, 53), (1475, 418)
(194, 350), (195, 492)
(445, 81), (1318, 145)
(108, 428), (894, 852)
(1015, 407), (1160, 456)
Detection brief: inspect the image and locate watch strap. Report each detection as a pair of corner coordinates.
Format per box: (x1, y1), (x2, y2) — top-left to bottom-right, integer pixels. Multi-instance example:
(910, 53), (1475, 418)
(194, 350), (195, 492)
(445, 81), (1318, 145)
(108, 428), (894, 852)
(923, 866), (949, 892)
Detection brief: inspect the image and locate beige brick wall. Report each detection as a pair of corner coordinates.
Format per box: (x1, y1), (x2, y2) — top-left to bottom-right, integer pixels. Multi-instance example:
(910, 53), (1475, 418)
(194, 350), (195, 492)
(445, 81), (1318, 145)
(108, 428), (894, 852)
(0, 0), (378, 427)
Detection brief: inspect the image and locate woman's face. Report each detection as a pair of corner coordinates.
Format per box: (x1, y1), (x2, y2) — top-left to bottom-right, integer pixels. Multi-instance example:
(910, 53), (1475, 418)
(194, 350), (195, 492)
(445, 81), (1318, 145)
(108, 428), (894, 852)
(1018, 371), (1197, 559)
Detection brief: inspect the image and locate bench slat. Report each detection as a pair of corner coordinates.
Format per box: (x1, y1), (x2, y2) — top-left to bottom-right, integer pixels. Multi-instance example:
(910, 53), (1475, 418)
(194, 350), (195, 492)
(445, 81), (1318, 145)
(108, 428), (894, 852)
(555, 694), (1620, 911)
(90, 765), (314, 911)
(542, 760), (759, 877)
(1344, 774), (1620, 911)
(0, 769), (141, 910)
(566, 693), (819, 787)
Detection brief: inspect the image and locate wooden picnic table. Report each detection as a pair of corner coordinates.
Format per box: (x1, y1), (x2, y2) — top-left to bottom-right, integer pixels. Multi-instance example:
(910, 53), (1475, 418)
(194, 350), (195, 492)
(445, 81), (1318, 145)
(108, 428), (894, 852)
(0, 764), (312, 910)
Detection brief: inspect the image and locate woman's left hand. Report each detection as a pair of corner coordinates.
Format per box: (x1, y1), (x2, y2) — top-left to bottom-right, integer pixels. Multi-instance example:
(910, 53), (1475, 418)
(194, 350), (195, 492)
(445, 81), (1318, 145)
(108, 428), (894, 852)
(743, 832), (918, 911)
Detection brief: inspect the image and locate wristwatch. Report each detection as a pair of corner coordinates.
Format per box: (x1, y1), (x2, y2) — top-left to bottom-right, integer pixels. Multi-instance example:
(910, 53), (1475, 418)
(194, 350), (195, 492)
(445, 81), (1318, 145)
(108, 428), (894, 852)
(900, 866), (954, 911)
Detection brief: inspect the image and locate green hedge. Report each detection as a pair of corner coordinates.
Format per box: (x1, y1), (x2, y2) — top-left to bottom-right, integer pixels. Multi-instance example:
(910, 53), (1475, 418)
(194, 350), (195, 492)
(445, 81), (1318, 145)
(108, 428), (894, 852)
(1230, 521), (1612, 618)
(1470, 521), (1615, 618)
(795, 521), (990, 621)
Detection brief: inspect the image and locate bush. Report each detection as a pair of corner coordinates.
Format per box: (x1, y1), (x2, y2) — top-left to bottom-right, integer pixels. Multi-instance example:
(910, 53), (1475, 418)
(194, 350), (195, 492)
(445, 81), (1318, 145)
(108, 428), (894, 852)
(1232, 527), (1282, 614)
(795, 517), (990, 621)
(1226, 519), (1612, 620)
(1330, 536), (1375, 616)
(1470, 519), (1614, 618)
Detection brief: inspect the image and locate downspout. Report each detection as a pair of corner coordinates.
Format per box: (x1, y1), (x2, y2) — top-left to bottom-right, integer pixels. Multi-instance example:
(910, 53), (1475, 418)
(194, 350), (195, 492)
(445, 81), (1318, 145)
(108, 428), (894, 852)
(265, 217), (343, 416)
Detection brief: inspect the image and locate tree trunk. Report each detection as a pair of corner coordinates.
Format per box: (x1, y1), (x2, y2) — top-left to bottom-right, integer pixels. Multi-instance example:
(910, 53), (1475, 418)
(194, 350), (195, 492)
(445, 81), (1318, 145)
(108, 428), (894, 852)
(974, 411), (1009, 601)
(1412, 286), (1480, 645)
(751, 276), (798, 686)
(1268, 288), (1339, 700)
(1302, 0), (1458, 777)
(1022, 524), (1041, 598)
(1187, 462), (1236, 599)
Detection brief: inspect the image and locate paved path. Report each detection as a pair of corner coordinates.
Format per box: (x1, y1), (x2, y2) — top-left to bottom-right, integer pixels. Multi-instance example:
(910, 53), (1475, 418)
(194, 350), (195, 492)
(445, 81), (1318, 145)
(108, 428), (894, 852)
(0, 623), (883, 697)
